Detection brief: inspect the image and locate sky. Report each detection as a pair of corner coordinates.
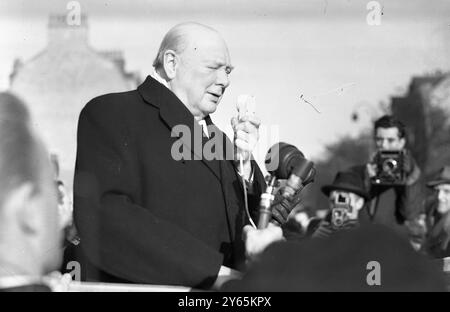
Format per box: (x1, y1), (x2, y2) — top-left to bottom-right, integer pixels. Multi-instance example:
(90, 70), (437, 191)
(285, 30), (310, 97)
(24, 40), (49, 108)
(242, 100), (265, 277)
(1, 0), (449, 165)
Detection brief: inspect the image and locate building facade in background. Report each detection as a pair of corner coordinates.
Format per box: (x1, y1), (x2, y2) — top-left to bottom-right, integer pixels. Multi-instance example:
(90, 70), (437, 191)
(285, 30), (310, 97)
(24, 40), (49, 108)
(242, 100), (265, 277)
(391, 72), (450, 177)
(9, 15), (140, 187)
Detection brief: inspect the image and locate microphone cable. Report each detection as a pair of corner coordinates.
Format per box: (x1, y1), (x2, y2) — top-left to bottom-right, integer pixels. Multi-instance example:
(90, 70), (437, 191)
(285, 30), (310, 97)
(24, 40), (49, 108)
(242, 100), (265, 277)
(240, 156), (257, 229)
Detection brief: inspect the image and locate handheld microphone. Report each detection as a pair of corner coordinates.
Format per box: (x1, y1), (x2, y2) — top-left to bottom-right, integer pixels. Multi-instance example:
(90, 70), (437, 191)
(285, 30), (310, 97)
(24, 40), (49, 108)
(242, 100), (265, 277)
(266, 143), (315, 199)
(236, 95), (256, 161)
(237, 95), (256, 122)
(257, 143), (315, 229)
(236, 95), (257, 228)
(257, 175), (278, 229)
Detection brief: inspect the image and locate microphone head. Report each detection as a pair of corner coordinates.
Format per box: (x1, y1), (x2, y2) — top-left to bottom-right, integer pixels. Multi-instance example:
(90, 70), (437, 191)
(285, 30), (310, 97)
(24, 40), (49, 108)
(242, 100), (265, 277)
(265, 142), (315, 181)
(237, 95), (256, 121)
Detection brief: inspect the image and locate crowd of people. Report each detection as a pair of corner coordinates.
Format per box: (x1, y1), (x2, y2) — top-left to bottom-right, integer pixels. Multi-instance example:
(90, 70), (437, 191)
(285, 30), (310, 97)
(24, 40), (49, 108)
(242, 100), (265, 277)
(0, 22), (449, 292)
(234, 114), (450, 291)
(280, 114), (450, 262)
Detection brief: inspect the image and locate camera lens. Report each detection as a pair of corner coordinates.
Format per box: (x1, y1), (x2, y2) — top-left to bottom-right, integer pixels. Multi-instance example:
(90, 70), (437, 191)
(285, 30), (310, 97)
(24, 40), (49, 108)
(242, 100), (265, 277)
(383, 159), (397, 172)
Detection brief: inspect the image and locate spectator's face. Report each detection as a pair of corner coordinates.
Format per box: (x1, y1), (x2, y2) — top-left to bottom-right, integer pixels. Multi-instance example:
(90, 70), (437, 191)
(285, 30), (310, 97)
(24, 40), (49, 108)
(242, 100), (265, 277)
(435, 183), (450, 214)
(374, 127), (405, 151)
(329, 191), (365, 220)
(34, 146), (63, 274)
(172, 30), (232, 119)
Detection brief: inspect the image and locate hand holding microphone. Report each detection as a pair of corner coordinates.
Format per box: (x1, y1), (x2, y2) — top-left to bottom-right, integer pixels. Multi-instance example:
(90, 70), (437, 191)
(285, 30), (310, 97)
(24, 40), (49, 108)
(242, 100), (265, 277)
(232, 95), (261, 229)
(232, 95), (261, 179)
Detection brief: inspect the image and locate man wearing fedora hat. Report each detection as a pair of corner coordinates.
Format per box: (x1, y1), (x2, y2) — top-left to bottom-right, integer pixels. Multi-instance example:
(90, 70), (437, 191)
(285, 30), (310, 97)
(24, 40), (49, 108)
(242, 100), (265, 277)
(239, 171), (370, 261)
(307, 171), (371, 238)
(421, 166), (450, 258)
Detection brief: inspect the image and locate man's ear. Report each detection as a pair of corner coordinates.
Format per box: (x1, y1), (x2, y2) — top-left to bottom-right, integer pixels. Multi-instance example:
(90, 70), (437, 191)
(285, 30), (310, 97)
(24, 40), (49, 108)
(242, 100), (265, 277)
(163, 49), (178, 80)
(3, 182), (40, 235)
(399, 137), (406, 149)
(354, 196), (365, 211)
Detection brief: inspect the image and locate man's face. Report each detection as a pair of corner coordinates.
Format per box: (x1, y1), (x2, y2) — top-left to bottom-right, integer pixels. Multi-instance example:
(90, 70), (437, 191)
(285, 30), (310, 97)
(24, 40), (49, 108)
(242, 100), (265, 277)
(172, 31), (232, 119)
(374, 127), (405, 151)
(34, 147), (63, 274)
(435, 183), (450, 214)
(329, 191), (365, 221)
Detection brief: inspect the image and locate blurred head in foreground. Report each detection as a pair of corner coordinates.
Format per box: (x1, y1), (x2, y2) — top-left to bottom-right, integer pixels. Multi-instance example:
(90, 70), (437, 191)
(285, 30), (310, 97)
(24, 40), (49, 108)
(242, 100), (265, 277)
(0, 92), (62, 278)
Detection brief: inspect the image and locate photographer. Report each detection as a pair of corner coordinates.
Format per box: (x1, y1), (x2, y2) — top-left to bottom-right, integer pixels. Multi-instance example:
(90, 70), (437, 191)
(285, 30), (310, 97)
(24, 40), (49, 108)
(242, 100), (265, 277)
(350, 115), (423, 234)
(241, 171), (368, 259)
(307, 171), (370, 239)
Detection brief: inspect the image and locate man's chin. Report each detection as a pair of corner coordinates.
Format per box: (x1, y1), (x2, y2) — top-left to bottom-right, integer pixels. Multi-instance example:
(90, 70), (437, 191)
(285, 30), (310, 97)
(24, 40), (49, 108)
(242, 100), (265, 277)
(203, 101), (219, 115)
(437, 203), (450, 214)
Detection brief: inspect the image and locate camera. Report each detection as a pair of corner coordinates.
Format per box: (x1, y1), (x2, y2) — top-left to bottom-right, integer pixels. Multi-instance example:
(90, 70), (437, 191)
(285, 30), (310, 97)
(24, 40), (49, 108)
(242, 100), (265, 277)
(371, 150), (406, 186)
(331, 193), (351, 227)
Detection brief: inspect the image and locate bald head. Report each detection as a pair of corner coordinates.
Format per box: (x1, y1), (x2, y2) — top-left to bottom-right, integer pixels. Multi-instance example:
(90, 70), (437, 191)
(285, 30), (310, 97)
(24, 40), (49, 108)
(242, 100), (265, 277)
(153, 22), (223, 71)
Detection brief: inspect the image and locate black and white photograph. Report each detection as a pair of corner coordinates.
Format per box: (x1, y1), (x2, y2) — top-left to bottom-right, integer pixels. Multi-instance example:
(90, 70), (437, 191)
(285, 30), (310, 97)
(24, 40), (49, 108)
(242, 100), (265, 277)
(0, 0), (449, 296)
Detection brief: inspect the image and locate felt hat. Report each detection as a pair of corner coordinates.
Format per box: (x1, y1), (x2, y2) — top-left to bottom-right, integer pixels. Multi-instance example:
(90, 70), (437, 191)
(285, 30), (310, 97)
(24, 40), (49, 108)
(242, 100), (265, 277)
(427, 166), (450, 188)
(322, 171), (370, 201)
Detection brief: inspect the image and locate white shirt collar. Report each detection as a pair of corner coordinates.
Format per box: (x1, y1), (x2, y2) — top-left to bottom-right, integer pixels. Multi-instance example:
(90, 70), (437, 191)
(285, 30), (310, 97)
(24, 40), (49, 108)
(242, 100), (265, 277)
(198, 119), (209, 138)
(150, 68), (171, 89)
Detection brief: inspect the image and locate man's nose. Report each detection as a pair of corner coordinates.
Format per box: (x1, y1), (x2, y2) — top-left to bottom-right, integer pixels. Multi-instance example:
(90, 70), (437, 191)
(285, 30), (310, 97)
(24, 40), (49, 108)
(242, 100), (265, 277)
(216, 68), (230, 88)
(438, 190), (446, 202)
(380, 140), (389, 150)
